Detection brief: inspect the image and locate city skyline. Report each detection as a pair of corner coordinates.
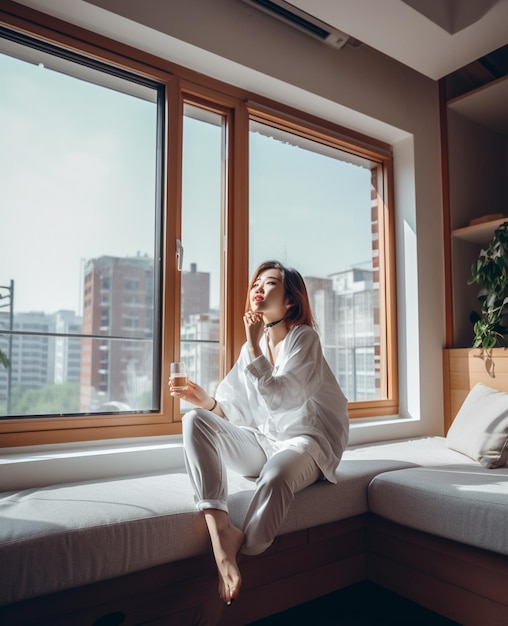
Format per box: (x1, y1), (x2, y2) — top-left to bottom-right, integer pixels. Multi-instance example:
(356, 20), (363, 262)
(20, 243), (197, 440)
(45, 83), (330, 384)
(0, 259), (378, 416)
(1, 253), (373, 318)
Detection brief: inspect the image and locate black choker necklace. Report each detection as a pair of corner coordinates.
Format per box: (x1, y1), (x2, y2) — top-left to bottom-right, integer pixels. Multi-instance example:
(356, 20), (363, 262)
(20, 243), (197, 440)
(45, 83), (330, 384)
(264, 317), (284, 331)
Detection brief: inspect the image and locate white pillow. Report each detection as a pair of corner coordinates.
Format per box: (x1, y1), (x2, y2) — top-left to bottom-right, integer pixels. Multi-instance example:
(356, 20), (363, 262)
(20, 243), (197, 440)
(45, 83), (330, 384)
(447, 382), (508, 468)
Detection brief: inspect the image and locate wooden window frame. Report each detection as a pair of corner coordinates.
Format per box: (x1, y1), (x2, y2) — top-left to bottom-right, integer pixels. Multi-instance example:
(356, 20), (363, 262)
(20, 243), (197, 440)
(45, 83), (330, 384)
(0, 1), (398, 448)
(245, 105), (398, 419)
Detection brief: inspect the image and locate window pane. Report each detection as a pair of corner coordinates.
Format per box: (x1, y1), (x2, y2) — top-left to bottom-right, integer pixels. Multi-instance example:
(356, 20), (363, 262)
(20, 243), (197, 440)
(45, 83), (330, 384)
(0, 35), (161, 417)
(249, 121), (383, 402)
(180, 104), (223, 405)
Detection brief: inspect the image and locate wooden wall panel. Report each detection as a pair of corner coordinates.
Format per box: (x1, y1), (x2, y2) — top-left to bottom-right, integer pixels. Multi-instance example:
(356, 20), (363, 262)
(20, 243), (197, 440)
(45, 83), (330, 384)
(443, 348), (508, 432)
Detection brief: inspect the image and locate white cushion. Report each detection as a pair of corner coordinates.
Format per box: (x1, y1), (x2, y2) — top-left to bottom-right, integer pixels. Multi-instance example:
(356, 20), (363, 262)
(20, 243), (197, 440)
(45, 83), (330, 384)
(345, 435), (475, 466)
(368, 465), (508, 556)
(447, 383), (508, 468)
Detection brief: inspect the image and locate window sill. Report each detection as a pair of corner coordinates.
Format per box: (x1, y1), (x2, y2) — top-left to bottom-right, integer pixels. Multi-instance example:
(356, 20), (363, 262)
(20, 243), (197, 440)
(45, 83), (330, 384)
(0, 414), (426, 492)
(0, 435), (184, 492)
(348, 412), (423, 445)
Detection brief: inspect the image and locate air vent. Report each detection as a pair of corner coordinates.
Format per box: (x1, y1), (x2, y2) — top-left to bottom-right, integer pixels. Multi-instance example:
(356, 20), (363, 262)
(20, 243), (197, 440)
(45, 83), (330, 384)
(241, 0), (354, 49)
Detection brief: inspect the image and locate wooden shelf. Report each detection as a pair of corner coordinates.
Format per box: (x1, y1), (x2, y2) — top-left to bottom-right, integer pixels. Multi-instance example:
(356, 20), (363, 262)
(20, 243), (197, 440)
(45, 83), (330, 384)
(448, 75), (508, 135)
(452, 217), (507, 245)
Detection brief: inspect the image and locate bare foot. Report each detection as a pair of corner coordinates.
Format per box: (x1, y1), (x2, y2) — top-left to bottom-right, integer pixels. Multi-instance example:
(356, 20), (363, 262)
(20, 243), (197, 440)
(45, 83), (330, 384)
(204, 510), (245, 605)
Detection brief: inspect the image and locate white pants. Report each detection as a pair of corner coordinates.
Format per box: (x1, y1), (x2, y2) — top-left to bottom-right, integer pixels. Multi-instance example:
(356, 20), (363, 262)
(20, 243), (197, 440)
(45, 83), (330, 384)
(182, 408), (321, 555)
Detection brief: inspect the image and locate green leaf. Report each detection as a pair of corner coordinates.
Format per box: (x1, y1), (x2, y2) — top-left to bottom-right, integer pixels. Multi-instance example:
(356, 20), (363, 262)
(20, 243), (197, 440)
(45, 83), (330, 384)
(483, 335), (497, 350)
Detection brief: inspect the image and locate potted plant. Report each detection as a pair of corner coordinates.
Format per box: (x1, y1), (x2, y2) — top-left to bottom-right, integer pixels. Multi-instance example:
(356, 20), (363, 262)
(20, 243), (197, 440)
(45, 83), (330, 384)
(468, 221), (508, 349)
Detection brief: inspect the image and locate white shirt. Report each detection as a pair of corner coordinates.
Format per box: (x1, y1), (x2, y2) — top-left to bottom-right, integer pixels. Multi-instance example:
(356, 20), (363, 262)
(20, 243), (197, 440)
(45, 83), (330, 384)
(215, 324), (349, 483)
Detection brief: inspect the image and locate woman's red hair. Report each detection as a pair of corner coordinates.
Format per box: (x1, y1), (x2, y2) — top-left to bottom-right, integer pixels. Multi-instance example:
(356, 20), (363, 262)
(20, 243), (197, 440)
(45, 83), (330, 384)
(245, 260), (316, 328)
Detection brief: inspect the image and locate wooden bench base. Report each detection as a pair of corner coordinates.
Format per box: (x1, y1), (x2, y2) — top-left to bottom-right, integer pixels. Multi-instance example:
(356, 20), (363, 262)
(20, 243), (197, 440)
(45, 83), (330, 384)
(367, 516), (508, 626)
(1, 515), (507, 626)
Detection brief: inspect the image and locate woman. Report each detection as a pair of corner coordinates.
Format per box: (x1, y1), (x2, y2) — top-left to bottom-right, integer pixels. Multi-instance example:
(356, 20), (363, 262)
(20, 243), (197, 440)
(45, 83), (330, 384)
(169, 260), (349, 606)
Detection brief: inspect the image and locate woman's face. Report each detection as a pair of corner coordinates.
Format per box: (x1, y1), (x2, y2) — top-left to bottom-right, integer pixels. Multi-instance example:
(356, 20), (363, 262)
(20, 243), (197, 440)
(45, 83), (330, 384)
(250, 268), (288, 320)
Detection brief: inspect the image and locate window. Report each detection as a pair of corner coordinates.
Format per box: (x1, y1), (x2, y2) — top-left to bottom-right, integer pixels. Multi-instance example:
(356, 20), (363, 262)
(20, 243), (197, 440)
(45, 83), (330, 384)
(0, 25), (165, 428)
(248, 115), (396, 409)
(0, 5), (397, 446)
(179, 103), (224, 407)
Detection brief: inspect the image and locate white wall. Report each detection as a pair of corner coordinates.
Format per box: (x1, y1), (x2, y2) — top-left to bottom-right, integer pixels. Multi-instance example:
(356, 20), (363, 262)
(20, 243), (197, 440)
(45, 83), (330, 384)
(3, 0), (447, 488)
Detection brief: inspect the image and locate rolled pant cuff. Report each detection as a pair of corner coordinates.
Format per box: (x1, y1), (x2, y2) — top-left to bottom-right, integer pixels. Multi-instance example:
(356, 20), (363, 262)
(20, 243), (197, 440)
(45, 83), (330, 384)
(197, 499), (229, 514)
(241, 539), (273, 556)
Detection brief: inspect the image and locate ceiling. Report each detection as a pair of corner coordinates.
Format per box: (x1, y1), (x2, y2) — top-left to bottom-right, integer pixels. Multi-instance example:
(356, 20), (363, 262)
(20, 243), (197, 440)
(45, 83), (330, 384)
(12, 0), (508, 97)
(286, 0), (508, 81)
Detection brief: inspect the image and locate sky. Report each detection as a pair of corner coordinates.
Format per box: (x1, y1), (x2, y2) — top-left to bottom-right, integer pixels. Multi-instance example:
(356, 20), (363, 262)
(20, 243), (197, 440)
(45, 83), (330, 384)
(181, 110), (373, 311)
(0, 48), (157, 315)
(1, 43), (373, 316)
(248, 131), (372, 277)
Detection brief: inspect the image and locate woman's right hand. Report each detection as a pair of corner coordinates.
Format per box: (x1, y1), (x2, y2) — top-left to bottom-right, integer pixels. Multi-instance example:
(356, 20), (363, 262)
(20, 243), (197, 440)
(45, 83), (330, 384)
(243, 310), (264, 358)
(169, 379), (209, 408)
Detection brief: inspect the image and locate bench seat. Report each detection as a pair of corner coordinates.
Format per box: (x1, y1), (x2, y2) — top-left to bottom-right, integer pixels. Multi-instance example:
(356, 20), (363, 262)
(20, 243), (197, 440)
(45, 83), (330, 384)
(0, 436), (473, 607)
(369, 464), (508, 556)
